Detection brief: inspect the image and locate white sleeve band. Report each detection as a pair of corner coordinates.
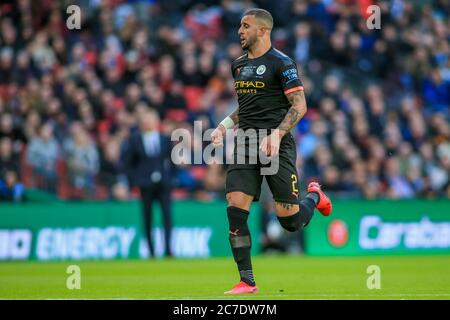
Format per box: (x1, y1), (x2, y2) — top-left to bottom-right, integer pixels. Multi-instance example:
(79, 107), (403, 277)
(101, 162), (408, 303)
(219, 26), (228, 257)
(219, 116), (235, 129)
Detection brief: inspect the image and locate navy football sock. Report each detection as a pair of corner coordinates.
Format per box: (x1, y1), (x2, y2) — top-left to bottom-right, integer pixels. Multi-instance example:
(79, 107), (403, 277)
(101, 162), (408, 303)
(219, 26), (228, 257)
(227, 206), (255, 286)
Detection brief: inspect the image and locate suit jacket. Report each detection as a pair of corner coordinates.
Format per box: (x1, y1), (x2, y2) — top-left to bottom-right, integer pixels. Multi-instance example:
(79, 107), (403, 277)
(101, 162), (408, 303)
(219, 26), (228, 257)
(122, 131), (172, 188)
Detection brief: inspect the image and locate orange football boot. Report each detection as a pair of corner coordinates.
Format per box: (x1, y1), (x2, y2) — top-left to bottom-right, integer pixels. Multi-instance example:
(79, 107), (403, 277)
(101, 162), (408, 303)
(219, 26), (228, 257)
(224, 281), (258, 294)
(307, 182), (332, 216)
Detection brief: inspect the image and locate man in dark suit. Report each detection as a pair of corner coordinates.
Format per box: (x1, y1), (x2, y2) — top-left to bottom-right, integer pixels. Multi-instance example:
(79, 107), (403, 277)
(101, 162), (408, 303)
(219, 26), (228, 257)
(122, 108), (173, 257)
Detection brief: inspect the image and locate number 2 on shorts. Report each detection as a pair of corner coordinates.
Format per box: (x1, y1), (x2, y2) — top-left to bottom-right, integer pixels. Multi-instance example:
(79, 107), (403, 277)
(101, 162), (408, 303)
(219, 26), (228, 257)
(291, 174), (298, 193)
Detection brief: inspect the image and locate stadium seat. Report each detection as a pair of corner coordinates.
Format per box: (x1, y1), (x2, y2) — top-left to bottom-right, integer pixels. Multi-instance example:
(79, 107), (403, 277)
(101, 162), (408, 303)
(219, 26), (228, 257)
(183, 86), (204, 111)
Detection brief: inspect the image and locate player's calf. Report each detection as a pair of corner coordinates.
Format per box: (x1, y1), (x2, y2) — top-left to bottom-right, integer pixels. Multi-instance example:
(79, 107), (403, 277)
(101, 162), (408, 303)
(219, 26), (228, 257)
(227, 206), (255, 286)
(276, 200), (314, 232)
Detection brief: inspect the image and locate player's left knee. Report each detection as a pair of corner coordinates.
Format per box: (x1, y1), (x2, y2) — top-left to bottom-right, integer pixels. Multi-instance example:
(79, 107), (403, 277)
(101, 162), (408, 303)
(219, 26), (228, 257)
(277, 212), (304, 232)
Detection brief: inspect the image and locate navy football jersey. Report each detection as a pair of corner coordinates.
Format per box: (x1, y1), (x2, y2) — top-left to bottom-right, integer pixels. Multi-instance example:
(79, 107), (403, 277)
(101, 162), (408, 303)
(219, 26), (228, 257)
(231, 47), (304, 130)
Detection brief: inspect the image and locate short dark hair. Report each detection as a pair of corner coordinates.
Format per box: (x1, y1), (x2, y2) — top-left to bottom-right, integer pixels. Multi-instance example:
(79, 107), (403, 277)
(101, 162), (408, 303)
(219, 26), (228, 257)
(243, 8), (273, 30)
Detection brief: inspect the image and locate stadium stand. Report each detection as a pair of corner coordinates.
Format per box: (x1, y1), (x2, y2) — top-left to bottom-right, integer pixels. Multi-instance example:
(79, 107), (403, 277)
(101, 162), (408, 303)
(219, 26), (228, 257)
(0, 0), (448, 202)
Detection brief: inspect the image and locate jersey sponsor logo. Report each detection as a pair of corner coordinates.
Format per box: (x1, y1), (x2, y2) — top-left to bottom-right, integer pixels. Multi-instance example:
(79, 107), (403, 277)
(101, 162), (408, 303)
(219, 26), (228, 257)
(282, 68), (297, 76)
(235, 80), (265, 95)
(282, 68), (299, 84)
(256, 65), (266, 75)
(235, 81), (265, 89)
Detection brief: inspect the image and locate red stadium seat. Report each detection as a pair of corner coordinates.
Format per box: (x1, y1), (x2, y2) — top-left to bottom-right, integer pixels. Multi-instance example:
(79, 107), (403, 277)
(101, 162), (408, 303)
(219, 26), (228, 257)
(166, 109), (188, 122)
(183, 86), (204, 111)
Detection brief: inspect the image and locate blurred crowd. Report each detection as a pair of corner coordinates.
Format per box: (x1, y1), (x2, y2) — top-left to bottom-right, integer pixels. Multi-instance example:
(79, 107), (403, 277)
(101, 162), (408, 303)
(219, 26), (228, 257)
(0, 0), (448, 202)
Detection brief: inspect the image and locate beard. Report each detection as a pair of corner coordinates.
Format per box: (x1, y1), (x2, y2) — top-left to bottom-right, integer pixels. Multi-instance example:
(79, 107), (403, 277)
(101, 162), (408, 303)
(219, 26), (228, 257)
(241, 34), (257, 50)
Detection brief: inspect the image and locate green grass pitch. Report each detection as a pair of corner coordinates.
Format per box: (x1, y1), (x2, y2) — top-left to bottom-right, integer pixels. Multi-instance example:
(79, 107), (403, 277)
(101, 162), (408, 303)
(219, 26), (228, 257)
(1, 255), (449, 299)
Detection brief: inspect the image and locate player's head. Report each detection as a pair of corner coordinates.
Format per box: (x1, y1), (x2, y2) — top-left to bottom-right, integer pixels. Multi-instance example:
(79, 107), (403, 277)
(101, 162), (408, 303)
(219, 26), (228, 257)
(239, 8), (273, 50)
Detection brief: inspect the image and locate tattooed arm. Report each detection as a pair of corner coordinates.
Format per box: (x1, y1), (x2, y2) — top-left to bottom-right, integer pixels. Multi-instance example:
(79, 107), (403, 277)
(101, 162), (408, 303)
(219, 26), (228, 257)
(277, 90), (307, 138)
(260, 62), (306, 156)
(260, 90), (306, 156)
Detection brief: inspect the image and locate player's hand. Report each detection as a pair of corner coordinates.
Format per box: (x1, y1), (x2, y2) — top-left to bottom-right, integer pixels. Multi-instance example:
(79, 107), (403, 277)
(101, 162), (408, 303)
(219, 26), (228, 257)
(211, 124), (226, 147)
(260, 130), (282, 157)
